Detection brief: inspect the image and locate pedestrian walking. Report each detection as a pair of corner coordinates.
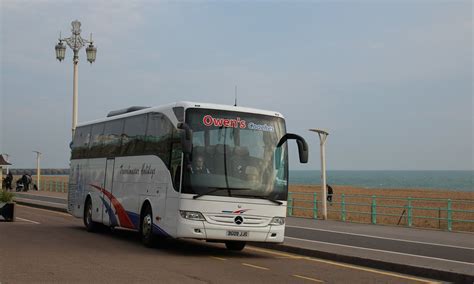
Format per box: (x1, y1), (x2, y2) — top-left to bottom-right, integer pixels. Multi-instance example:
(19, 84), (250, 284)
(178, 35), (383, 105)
(21, 174), (30, 191)
(327, 184), (333, 205)
(5, 172), (13, 190)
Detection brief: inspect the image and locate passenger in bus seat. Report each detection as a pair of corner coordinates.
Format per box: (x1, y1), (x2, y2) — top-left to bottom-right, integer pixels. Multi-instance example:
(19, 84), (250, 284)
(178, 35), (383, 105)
(246, 166), (261, 187)
(233, 146), (250, 178)
(204, 145), (216, 172)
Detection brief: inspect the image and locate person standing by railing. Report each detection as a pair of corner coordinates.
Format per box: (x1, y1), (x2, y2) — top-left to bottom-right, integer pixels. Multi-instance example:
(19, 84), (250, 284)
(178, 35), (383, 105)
(327, 184), (333, 205)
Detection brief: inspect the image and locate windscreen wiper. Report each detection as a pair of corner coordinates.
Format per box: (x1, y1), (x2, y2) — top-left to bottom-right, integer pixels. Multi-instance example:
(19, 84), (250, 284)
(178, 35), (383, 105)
(193, 187), (251, 200)
(230, 194), (283, 205)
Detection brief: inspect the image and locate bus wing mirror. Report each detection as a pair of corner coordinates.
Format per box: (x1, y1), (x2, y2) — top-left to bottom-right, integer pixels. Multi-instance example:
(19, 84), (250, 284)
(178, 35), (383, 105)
(177, 123), (193, 154)
(277, 133), (309, 164)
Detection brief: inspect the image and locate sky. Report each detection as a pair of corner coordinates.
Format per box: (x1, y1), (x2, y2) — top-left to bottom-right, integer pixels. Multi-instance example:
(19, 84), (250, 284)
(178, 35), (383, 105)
(0, 0), (472, 171)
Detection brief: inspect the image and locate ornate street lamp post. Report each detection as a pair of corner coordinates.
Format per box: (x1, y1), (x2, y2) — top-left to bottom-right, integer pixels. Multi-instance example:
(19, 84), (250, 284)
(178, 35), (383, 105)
(55, 20), (97, 138)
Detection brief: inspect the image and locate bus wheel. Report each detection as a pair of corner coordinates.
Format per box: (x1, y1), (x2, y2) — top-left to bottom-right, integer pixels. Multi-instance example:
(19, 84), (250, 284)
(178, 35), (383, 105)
(83, 198), (97, 232)
(140, 205), (155, 247)
(225, 241), (246, 251)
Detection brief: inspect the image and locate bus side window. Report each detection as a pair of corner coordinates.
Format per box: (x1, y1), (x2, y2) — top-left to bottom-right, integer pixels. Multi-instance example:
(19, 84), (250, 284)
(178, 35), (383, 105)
(144, 113), (173, 169)
(122, 114), (147, 156)
(170, 129), (183, 192)
(103, 119), (124, 157)
(89, 123), (105, 158)
(72, 126), (91, 159)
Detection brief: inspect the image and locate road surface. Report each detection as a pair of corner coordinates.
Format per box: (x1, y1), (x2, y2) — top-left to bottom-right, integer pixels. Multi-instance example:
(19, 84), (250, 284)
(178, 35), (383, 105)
(0, 205), (438, 283)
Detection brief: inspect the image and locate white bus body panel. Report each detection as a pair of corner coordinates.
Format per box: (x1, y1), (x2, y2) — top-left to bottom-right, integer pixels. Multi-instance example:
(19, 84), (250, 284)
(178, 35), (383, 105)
(69, 155), (286, 243)
(177, 196), (286, 243)
(69, 155), (174, 233)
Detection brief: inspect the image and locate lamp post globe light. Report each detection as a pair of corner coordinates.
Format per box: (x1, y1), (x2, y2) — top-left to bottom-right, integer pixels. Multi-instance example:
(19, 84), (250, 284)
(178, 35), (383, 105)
(55, 20), (97, 138)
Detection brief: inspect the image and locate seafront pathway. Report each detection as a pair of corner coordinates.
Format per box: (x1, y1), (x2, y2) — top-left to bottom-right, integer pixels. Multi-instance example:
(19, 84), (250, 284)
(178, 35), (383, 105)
(11, 190), (474, 282)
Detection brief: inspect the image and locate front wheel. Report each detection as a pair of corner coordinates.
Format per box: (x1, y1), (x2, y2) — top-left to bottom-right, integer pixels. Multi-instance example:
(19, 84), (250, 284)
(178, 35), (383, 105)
(225, 241), (246, 251)
(140, 205), (155, 247)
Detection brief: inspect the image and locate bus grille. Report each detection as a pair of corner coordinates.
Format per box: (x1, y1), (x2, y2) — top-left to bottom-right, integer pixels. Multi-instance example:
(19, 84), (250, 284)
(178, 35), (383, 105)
(205, 214), (271, 227)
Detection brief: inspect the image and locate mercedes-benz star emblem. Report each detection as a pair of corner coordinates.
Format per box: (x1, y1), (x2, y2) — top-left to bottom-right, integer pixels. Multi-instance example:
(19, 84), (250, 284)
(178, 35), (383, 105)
(234, 216), (243, 225)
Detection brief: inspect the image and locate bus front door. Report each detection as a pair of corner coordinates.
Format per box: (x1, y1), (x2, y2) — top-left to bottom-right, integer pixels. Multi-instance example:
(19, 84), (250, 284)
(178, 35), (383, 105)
(102, 158), (115, 226)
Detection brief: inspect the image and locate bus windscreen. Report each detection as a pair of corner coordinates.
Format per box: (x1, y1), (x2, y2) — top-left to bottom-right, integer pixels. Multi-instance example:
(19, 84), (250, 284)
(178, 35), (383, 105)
(182, 108), (288, 201)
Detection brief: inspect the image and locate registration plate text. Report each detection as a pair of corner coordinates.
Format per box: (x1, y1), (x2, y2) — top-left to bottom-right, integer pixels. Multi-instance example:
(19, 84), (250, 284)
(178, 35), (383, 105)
(226, 231), (249, 237)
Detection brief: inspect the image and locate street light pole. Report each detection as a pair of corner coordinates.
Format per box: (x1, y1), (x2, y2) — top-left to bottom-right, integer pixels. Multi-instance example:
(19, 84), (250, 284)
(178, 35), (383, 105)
(309, 129), (329, 220)
(2, 153), (9, 174)
(55, 20), (97, 138)
(33, 151), (42, 191)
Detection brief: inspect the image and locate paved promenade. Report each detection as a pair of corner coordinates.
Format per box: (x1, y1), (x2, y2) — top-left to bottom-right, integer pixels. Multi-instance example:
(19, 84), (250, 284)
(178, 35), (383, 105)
(12, 190), (474, 282)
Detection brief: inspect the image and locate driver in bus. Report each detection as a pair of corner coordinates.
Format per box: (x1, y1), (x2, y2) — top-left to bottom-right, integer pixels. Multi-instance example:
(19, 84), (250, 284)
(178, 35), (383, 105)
(191, 155), (210, 174)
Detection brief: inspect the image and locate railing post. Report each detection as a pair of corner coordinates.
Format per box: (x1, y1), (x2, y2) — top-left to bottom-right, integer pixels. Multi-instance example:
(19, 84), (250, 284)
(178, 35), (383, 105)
(55, 181), (58, 192)
(371, 195), (377, 224)
(288, 192), (293, 217)
(407, 197), (412, 227)
(313, 192), (318, 219)
(48, 180), (52, 191)
(341, 194), (346, 221)
(447, 199), (452, 231)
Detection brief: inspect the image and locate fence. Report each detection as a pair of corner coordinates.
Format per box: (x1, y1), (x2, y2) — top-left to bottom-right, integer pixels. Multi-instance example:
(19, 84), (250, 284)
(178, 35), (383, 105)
(39, 179), (68, 193)
(287, 192), (474, 232)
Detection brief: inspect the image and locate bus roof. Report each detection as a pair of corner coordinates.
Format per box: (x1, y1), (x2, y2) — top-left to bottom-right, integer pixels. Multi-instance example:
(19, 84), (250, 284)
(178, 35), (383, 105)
(77, 101), (285, 127)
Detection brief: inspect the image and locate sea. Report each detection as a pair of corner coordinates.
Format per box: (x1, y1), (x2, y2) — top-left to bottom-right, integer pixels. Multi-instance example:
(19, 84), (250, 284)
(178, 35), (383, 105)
(289, 170), (474, 192)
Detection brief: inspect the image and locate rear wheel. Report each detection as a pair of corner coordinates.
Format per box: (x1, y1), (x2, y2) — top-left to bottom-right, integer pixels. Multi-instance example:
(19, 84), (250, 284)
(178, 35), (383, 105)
(140, 205), (155, 247)
(83, 198), (98, 232)
(225, 241), (246, 251)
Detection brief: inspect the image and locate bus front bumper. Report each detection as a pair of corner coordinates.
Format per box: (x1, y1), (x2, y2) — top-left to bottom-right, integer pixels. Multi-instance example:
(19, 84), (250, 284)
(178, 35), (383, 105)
(176, 217), (285, 243)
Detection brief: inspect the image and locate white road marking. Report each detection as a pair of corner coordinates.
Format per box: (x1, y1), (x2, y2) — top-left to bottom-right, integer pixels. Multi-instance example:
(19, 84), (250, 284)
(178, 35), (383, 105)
(293, 274), (324, 283)
(16, 217), (40, 224)
(285, 236), (474, 266)
(241, 263), (270, 270)
(286, 225), (474, 250)
(210, 256), (227, 261)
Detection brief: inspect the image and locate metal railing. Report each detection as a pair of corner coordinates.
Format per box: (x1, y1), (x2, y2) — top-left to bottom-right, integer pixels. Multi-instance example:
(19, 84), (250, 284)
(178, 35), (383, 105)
(39, 179), (68, 193)
(287, 192), (474, 232)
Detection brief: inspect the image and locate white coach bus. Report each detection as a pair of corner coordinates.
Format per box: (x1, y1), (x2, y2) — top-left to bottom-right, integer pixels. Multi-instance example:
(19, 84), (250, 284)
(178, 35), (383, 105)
(68, 102), (308, 250)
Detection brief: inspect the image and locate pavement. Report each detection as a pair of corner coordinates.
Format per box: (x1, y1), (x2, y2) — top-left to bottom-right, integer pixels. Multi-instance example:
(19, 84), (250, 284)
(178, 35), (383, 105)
(11, 190), (474, 283)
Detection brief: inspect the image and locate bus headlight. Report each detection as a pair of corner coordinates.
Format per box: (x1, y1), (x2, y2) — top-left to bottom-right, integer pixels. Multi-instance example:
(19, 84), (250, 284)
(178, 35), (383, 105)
(270, 217), (285, 226)
(180, 210), (205, 221)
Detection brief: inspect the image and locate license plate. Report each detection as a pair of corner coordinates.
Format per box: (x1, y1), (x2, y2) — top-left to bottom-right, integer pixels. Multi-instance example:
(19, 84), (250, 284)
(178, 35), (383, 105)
(226, 231), (249, 237)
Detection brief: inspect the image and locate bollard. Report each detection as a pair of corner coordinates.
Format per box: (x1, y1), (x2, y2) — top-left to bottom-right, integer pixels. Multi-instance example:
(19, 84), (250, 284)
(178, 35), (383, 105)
(313, 192), (318, 219)
(341, 194), (346, 221)
(371, 195), (377, 224)
(447, 199), (452, 231)
(407, 197), (412, 227)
